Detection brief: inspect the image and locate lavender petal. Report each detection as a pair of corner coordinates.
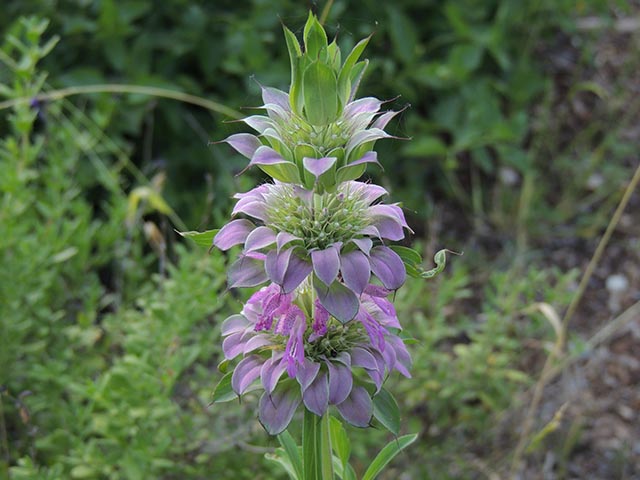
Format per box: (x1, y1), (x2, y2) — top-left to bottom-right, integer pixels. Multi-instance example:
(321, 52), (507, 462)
(223, 133), (262, 159)
(243, 115), (273, 134)
(228, 255), (268, 288)
(336, 386), (373, 428)
(327, 361), (353, 405)
(276, 231), (301, 252)
(303, 156), (337, 180)
(258, 384), (301, 435)
(261, 86), (290, 111)
(249, 145), (289, 167)
(222, 331), (247, 360)
(302, 372), (329, 417)
(213, 219), (254, 251)
(351, 237), (373, 255)
(311, 246), (340, 286)
(232, 355), (263, 394)
(340, 250), (370, 295)
(296, 358), (321, 392)
(343, 97), (383, 117)
(344, 151), (380, 168)
(351, 346), (378, 370)
(261, 353), (286, 394)
(315, 279), (359, 323)
(244, 226), (277, 252)
(369, 246), (406, 290)
(221, 314), (251, 336)
(372, 110), (401, 130)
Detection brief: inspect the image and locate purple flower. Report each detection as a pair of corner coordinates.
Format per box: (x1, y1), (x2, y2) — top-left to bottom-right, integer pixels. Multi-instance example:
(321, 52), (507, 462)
(221, 283), (412, 435)
(213, 181), (411, 322)
(222, 87), (400, 188)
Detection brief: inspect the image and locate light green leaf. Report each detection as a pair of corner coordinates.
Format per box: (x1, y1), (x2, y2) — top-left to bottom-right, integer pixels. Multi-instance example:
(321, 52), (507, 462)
(303, 61), (338, 125)
(389, 246), (423, 279)
(265, 448), (298, 480)
(283, 25), (303, 114)
(303, 12), (328, 59)
(420, 249), (461, 279)
(51, 247), (79, 263)
(347, 59), (368, 102)
(211, 372), (236, 403)
(372, 388), (401, 436)
(362, 434), (418, 480)
(278, 431), (303, 480)
(177, 229), (219, 248)
(329, 415), (351, 471)
(337, 35), (371, 105)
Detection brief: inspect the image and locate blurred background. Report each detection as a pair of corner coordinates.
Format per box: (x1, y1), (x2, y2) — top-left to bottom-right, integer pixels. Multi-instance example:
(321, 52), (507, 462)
(1, 1), (638, 478)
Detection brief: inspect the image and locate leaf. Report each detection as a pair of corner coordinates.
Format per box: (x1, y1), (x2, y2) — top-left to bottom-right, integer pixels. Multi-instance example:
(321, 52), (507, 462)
(337, 35), (371, 106)
(211, 372), (236, 403)
(303, 12), (328, 59)
(176, 229), (219, 248)
(303, 61), (338, 125)
(361, 434), (418, 480)
(283, 25), (303, 115)
(51, 247), (79, 263)
(265, 448), (298, 480)
(329, 415), (351, 471)
(278, 431), (303, 480)
(372, 388), (400, 436)
(389, 246), (422, 279)
(420, 249), (461, 279)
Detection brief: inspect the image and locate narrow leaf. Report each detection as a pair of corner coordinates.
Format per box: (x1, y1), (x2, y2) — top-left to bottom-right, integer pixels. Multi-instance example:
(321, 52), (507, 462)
(362, 434), (418, 480)
(177, 229), (219, 248)
(420, 249), (461, 279)
(329, 415), (351, 472)
(372, 388), (401, 436)
(303, 12), (328, 59)
(211, 372), (236, 403)
(278, 431), (304, 480)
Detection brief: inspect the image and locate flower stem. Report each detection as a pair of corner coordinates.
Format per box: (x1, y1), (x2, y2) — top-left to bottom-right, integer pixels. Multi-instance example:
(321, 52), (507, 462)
(303, 408), (334, 480)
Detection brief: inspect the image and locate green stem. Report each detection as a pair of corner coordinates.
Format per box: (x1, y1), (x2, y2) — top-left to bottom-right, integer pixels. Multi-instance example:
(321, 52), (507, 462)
(303, 409), (333, 480)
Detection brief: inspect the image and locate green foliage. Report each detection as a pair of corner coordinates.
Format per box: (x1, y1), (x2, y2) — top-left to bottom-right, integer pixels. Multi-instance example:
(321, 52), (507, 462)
(0, 18), (270, 480)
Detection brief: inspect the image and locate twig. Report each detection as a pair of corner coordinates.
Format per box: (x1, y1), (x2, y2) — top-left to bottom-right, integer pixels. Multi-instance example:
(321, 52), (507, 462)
(0, 84), (243, 119)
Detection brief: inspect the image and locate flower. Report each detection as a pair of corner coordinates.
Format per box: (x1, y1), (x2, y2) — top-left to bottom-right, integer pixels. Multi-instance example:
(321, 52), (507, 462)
(213, 180), (412, 322)
(222, 87), (400, 191)
(221, 282), (411, 435)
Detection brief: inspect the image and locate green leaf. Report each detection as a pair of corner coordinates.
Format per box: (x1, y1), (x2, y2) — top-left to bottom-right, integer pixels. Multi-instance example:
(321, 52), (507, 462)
(337, 35), (370, 105)
(361, 434), (418, 480)
(265, 448), (298, 480)
(329, 415), (351, 471)
(420, 249), (460, 279)
(327, 39), (342, 71)
(177, 229), (219, 248)
(335, 163), (367, 184)
(389, 246), (423, 278)
(372, 388), (401, 436)
(211, 372), (236, 403)
(303, 12), (328, 59)
(283, 25), (303, 114)
(347, 59), (369, 102)
(278, 431), (303, 480)
(303, 61), (338, 125)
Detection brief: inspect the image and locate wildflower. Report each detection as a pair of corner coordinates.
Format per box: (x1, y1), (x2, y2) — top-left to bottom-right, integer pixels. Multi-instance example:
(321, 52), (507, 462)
(221, 283), (411, 434)
(213, 180), (411, 322)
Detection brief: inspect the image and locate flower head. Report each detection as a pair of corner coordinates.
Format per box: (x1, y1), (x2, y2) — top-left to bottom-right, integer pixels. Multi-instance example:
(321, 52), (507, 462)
(222, 283), (411, 434)
(220, 12), (401, 192)
(214, 180), (411, 322)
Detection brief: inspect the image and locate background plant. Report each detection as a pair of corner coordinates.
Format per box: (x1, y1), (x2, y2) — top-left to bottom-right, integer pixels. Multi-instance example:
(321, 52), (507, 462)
(1, 1), (637, 478)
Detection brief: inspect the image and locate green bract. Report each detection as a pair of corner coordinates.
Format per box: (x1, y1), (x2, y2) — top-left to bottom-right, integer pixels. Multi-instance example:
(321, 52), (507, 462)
(286, 12), (371, 125)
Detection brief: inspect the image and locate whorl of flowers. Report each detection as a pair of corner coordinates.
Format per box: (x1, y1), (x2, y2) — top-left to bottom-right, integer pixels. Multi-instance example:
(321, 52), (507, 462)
(211, 13), (416, 434)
